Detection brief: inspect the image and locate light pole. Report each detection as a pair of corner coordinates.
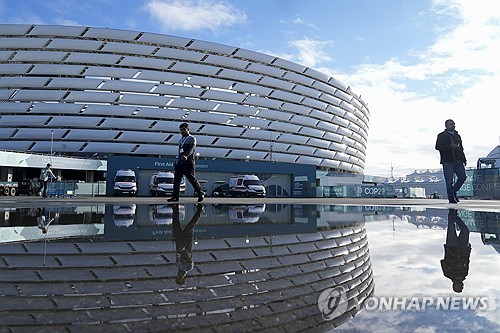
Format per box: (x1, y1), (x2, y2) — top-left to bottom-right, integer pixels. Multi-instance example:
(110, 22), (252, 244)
(50, 129), (54, 164)
(50, 130), (54, 155)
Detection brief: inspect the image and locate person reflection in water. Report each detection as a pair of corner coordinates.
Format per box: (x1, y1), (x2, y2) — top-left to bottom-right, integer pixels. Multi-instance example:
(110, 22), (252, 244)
(172, 203), (203, 285)
(441, 209), (471, 293)
(36, 207), (48, 234)
(36, 208), (59, 234)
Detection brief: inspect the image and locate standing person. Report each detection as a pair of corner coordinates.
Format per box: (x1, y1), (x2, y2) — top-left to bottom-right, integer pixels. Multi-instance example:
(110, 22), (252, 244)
(435, 119), (467, 203)
(38, 163), (56, 198)
(441, 209), (471, 293)
(168, 123), (204, 202)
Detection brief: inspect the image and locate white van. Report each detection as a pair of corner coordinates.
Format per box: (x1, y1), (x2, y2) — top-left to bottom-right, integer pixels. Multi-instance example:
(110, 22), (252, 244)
(113, 169), (137, 196)
(149, 172), (185, 196)
(229, 204), (266, 223)
(113, 204), (136, 227)
(228, 174), (266, 197)
(149, 204), (185, 225)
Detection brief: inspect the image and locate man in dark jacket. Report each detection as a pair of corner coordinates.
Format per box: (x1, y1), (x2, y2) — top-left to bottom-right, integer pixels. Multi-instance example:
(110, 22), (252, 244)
(435, 119), (467, 203)
(441, 209), (471, 293)
(173, 204), (203, 285)
(167, 123), (204, 202)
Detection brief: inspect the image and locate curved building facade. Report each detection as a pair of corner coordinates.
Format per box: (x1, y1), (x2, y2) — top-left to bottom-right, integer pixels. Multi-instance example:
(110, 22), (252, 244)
(0, 24), (370, 173)
(0, 203), (374, 331)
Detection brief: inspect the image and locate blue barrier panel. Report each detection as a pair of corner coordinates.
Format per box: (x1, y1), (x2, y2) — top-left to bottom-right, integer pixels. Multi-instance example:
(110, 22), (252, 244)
(47, 181), (77, 198)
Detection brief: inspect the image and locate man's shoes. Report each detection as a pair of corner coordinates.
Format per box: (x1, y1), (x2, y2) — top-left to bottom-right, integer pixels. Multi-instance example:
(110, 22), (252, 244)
(197, 192), (204, 202)
(454, 195), (460, 203)
(167, 197), (179, 202)
(448, 199), (457, 204)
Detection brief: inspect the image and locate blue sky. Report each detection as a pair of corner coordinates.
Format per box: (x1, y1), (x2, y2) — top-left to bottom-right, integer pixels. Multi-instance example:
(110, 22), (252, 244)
(1, 0), (499, 177)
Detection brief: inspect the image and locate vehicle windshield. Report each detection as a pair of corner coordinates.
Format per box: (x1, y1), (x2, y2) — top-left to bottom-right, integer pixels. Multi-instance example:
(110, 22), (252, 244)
(115, 176), (135, 182)
(244, 180), (263, 186)
(156, 177), (174, 184)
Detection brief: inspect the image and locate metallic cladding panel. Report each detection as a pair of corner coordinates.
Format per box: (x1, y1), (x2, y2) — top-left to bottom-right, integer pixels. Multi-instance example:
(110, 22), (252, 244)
(0, 24), (369, 173)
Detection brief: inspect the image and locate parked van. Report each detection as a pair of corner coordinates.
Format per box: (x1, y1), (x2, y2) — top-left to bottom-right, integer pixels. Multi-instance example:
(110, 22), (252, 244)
(149, 172), (185, 196)
(229, 204), (266, 223)
(113, 169), (137, 196)
(149, 204), (185, 225)
(211, 181), (229, 197)
(228, 174), (266, 197)
(113, 204), (136, 227)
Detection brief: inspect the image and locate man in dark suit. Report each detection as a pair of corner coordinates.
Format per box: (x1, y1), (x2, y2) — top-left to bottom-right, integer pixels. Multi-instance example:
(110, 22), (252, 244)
(168, 123), (204, 202)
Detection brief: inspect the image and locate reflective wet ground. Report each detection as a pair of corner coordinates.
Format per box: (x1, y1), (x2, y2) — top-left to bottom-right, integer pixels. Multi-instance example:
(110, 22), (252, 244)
(1, 203), (499, 332)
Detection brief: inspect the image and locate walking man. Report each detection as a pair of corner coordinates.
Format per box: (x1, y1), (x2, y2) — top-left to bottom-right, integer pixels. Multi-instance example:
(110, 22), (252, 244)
(38, 163), (56, 198)
(435, 119), (467, 203)
(168, 123), (204, 202)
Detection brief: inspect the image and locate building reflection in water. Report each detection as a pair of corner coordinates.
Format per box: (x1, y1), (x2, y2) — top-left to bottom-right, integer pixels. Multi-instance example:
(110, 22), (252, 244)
(1, 204), (498, 331)
(0, 206), (104, 243)
(0, 203), (376, 331)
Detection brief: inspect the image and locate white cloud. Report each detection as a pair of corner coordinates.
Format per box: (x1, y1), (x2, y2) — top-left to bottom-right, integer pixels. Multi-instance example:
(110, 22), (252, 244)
(288, 38), (333, 68)
(321, 0), (500, 177)
(144, 0), (247, 32)
(339, 217), (499, 332)
(291, 16), (318, 30)
(54, 19), (80, 26)
(355, 215), (500, 329)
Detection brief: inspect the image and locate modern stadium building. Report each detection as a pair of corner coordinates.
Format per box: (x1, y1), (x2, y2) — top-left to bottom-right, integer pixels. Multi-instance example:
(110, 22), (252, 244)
(0, 24), (371, 197)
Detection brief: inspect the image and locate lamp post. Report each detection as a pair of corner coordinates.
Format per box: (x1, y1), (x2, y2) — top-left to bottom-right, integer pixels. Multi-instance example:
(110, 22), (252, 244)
(50, 130), (54, 165)
(50, 130), (54, 155)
